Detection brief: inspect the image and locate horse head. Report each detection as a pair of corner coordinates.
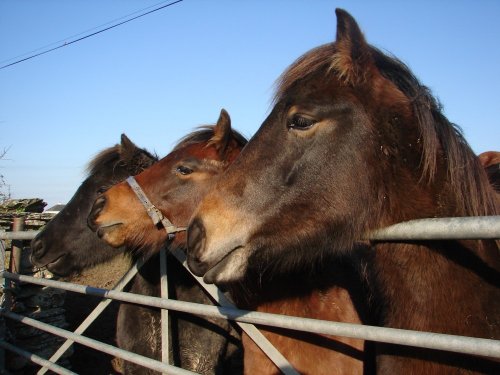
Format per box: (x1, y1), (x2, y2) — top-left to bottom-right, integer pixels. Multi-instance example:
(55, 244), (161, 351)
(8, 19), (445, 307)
(187, 9), (498, 284)
(30, 134), (157, 276)
(87, 109), (246, 256)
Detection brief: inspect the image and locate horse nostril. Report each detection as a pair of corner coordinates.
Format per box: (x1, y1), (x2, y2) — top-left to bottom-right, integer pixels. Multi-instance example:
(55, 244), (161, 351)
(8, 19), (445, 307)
(30, 235), (45, 260)
(88, 195), (106, 231)
(187, 218), (208, 276)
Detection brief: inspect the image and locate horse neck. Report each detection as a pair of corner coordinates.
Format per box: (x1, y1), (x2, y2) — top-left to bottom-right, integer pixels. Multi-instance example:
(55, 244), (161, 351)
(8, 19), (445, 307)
(370, 239), (500, 337)
(228, 251), (372, 324)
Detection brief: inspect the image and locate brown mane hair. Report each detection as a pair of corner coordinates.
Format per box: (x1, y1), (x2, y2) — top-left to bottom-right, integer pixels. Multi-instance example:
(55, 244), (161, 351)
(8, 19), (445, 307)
(274, 43), (498, 218)
(173, 125), (247, 152)
(86, 144), (158, 177)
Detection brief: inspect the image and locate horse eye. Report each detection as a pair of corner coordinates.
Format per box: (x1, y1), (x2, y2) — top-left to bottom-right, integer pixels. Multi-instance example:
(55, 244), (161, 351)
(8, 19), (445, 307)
(287, 114), (316, 130)
(97, 186), (108, 194)
(176, 166), (193, 175)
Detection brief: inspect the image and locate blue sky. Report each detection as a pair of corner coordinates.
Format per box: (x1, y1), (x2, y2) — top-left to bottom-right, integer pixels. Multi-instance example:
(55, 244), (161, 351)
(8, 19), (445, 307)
(1, 0), (499, 209)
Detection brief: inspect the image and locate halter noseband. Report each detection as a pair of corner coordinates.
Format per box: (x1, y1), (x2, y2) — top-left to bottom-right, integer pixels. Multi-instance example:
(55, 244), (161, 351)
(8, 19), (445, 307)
(126, 176), (187, 239)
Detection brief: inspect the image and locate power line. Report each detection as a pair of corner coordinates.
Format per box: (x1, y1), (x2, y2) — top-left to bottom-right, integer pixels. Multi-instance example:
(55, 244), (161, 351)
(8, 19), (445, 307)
(0, 0), (182, 65)
(0, 0), (183, 70)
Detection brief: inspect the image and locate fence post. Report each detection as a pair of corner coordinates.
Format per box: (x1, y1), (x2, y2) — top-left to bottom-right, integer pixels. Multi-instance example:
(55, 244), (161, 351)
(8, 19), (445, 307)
(10, 217), (25, 275)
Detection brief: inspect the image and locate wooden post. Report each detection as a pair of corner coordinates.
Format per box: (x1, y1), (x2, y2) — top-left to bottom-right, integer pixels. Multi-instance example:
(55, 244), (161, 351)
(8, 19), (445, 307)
(10, 217), (25, 275)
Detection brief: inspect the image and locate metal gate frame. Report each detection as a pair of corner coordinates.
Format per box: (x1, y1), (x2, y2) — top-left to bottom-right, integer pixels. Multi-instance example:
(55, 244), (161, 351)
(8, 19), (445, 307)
(1, 216), (500, 374)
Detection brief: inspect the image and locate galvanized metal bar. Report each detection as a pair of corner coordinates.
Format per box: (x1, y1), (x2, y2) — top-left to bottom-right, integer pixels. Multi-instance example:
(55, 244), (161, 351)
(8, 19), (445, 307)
(0, 230), (39, 241)
(369, 216), (500, 240)
(37, 255), (150, 375)
(2, 310), (196, 375)
(160, 247), (169, 371)
(0, 340), (77, 375)
(3, 216), (500, 242)
(4, 271), (499, 359)
(171, 248), (299, 375)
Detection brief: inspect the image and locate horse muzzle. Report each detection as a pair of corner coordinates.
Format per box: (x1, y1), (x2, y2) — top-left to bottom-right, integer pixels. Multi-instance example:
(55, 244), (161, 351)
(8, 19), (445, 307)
(187, 217), (250, 284)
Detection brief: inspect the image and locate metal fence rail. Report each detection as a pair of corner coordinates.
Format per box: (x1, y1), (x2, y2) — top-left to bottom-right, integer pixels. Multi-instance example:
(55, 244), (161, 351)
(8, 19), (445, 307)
(2, 216), (500, 242)
(369, 216), (500, 240)
(1, 310), (195, 375)
(1, 215), (500, 374)
(0, 340), (77, 375)
(2, 271), (500, 360)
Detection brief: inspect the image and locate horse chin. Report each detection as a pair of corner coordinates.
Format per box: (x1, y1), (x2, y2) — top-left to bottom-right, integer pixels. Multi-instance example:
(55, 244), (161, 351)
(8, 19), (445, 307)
(37, 254), (71, 276)
(202, 246), (249, 284)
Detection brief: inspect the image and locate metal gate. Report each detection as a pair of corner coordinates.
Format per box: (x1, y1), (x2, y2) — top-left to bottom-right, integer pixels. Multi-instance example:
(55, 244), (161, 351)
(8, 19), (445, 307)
(1, 216), (500, 374)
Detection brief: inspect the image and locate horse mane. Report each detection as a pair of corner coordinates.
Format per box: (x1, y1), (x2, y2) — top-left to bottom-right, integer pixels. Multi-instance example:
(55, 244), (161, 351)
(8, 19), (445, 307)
(274, 43), (498, 217)
(86, 144), (158, 177)
(86, 145), (122, 176)
(172, 125), (248, 151)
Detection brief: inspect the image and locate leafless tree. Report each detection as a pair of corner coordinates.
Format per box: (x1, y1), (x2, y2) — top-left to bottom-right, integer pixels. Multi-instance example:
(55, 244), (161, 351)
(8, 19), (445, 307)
(0, 147), (11, 203)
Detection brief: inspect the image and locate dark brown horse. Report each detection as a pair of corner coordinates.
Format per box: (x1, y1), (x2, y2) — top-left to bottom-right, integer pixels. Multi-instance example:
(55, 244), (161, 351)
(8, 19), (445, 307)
(187, 9), (500, 374)
(31, 134), (157, 275)
(87, 110), (370, 374)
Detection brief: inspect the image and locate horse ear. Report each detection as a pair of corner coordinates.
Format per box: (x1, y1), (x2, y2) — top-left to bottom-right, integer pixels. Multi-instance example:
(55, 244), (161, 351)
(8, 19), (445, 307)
(210, 109), (232, 158)
(478, 151), (500, 168)
(332, 8), (374, 84)
(119, 133), (157, 173)
(120, 134), (139, 158)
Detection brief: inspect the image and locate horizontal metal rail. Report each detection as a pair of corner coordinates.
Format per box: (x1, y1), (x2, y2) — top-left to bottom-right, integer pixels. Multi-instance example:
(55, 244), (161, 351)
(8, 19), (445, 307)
(1, 310), (196, 375)
(37, 253), (154, 375)
(369, 216), (500, 240)
(3, 271), (499, 360)
(170, 248), (299, 375)
(0, 340), (76, 375)
(0, 230), (39, 241)
(2, 216), (500, 242)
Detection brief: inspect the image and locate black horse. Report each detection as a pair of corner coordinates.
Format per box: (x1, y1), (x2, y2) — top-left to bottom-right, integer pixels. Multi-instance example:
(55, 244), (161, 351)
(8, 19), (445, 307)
(31, 134), (241, 374)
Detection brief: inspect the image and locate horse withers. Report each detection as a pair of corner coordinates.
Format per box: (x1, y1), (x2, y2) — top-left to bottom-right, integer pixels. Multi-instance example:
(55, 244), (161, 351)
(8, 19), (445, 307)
(187, 9), (500, 374)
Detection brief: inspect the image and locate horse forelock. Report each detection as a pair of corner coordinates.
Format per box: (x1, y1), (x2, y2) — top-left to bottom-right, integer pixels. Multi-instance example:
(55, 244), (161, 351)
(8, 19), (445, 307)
(86, 143), (158, 178)
(86, 145), (122, 177)
(274, 43), (498, 218)
(173, 125), (247, 153)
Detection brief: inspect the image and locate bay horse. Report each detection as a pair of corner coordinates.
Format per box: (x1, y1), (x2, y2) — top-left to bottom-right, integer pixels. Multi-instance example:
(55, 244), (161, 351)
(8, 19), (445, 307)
(31, 129), (241, 374)
(187, 9), (500, 375)
(87, 109), (371, 373)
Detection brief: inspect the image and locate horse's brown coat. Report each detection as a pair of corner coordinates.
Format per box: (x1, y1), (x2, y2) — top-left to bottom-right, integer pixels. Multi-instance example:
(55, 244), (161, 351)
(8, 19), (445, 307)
(187, 9), (500, 374)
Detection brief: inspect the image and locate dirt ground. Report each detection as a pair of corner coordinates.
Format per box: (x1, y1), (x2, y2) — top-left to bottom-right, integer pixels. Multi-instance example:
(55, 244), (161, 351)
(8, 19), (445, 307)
(61, 255), (130, 374)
